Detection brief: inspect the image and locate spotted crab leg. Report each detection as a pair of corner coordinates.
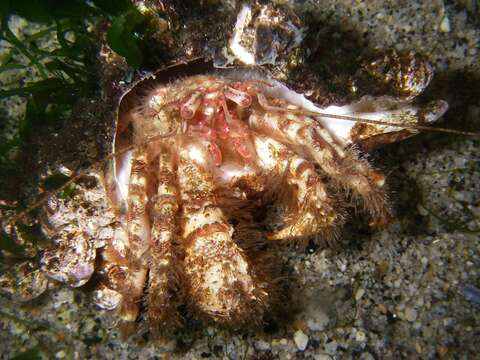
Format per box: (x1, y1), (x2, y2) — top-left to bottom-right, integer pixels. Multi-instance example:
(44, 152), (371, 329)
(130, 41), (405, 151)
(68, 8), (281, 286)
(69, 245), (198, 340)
(178, 144), (268, 323)
(253, 135), (343, 245)
(146, 149), (181, 334)
(251, 96), (390, 225)
(118, 149), (150, 330)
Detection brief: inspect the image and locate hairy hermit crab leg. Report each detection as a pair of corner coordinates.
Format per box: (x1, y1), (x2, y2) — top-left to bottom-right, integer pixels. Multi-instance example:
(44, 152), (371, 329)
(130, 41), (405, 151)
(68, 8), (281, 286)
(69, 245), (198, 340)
(253, 94), (390, 224)
(118, 149), (150, 329)
(253, 135), (343, 245)
(146, 149), (181, 334)
(177, 147), (268, 323)
(257, 93), (479, 137)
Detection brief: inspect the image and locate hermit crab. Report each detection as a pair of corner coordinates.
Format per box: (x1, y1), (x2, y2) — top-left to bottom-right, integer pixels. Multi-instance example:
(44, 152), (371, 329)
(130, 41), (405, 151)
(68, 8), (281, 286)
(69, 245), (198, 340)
(3, 2), (476, 340)
(34, 53), (454, 335)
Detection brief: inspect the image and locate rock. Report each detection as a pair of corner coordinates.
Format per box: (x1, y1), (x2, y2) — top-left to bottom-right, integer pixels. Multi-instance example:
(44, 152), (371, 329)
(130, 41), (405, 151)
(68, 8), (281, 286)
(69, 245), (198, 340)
(405, 307), (418, 322)
(464, 284), (480, 304)
(355, 288), (365, 301)
(314, 354), (332, 360)
(417, 204), (429, 216)
(440, 17), (450, 32)
(377, 303), (388, 314)
(293, 330), (309, 351)
(306, 309), (330, 331)
(293, 319), (307, 331)
(355, 330), (367, 342)
(254, 340), (271, 351)
(55, 350), (66, 359)
(359, 352), (375, 360)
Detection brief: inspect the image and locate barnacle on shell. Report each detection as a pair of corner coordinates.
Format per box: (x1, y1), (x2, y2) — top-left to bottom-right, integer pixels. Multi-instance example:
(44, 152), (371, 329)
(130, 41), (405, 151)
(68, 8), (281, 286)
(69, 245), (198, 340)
(362, 49), (435, 101)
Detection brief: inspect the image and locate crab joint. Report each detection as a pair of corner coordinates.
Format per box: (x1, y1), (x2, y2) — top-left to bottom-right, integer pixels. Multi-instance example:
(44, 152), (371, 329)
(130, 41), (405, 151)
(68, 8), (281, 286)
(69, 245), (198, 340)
(208, 142), (223, 166)
(224, 86), (252, 107)
(180, 91), (203, 120)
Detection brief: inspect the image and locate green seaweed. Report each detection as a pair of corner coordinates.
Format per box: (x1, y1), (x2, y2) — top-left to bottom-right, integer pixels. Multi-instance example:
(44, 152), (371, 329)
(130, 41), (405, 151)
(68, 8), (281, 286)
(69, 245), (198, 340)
(0, 0), (148, 254)
(11, 347), (43, 360)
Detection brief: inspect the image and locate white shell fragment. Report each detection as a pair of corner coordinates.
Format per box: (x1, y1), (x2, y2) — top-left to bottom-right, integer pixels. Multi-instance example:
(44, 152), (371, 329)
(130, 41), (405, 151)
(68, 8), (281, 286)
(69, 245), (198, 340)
(229, 3), (305, 65)
(227, 68), (448, 149)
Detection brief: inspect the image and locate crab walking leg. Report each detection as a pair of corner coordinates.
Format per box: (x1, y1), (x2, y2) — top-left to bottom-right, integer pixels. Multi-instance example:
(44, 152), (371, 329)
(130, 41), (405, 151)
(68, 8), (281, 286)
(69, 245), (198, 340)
(146, 150), (181, 332)
(178, 148), (268, 323)
(119, 149), (150, 325)
(253, 135), (342, 244)
(94, 226), (129, 311)
(249, 109), (390, 224)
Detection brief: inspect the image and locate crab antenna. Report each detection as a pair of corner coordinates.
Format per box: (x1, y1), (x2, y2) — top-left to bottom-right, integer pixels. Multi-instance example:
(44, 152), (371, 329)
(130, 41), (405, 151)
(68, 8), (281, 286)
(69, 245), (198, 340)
(256, 92), (479, 137)
(286, 108), (479, 137)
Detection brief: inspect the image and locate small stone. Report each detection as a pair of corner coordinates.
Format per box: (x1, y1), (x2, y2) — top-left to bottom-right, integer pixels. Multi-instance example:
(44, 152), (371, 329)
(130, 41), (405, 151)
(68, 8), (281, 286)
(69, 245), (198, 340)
(55, 350), (66, 359)
(405, 308), (418, 322)
(359, 352), (375, 360)
(293, 330), (309, 351)
(377, 303), (387, 314)
(355, 330), (366, 342)
(440, 17), (450, 33)
(254, 340), (271, 351)
(314, 354), (332, 360)
(438, 346), (448, 356)
(306, 310), (329, 331)
(415, 341), (422, 354)
(417, 204), (429, 216)
(355, 288), (365, 301)
(293, 319), (307, 331)
(464, 284), (480, 304)
(324, 340), (338, 354)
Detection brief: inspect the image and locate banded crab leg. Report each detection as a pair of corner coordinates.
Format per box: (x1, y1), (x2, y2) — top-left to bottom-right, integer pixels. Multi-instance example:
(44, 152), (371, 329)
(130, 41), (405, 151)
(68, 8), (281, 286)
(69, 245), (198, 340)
(253, 134), (343, 245)
(146, 148), (181, 334)
(118, 149), (150, 330)
(251, 95), (390, 225)
(178, 143), (269, 324)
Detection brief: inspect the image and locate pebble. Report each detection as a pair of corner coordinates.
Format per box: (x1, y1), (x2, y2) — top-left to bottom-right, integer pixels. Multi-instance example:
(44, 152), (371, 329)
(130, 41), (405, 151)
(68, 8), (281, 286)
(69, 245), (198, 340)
(415, 341), (422, 354)
(355, 330), (366, 342)
(55, 350), (66, 359)
(293, 330), (309, 351)
(254, 340), (271, 351)
(355, 288), (365, 301)
(440, 17), (450, 32)
(405, 307), (418, 322)
(377, 303), (388, 314)
(306, 310), (329, 331)
(314, 354), (332, 360)
(464, 284), (480, 304)
(293, 319), (307, 331)
(359, 352), (375, 360)
(324, 340), (338, 355)
(417, 204), (429, 216)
